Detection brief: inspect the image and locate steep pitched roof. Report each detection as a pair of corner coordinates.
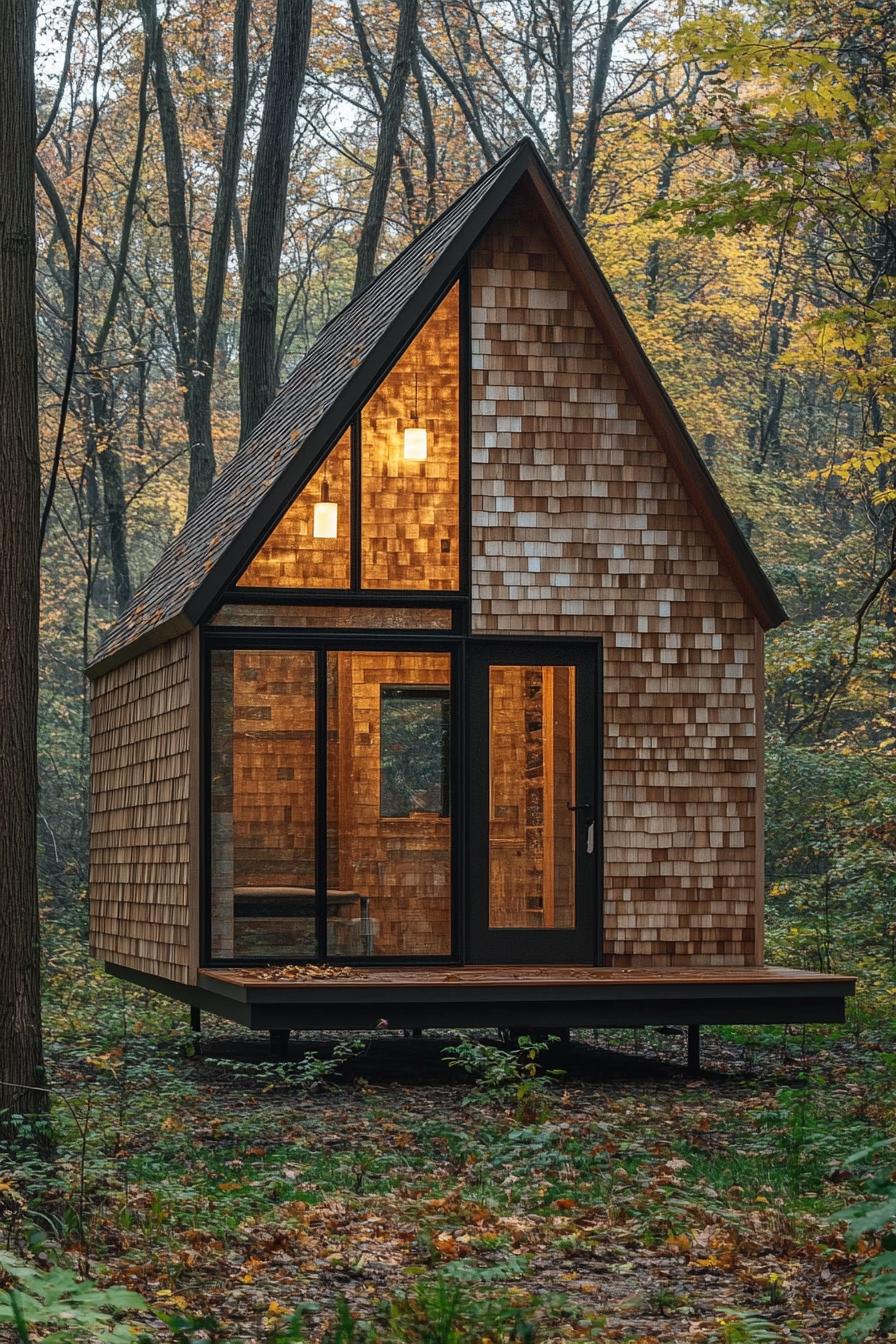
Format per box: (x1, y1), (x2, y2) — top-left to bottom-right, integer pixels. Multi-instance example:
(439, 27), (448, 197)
(89, 139), (784, 677)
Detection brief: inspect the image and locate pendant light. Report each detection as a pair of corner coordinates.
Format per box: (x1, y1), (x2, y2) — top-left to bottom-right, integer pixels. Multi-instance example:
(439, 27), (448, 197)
(402, 362), (428, 461)
(312, 477), (338, 539)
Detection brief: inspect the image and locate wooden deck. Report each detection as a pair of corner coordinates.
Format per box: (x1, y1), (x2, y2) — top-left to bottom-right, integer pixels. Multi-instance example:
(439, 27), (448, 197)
(201, 964), (853, 991)
(182, 963), (855, 1033)
(106, 958), (854, 1034)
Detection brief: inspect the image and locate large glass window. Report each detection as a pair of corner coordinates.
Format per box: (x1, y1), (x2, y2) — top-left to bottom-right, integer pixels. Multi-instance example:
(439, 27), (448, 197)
(360, 285), (460, 589)
(209, 646), (452, 961)
(235, 284), (460, 594)
(210, 650), (318, 959)
(211, 604), (454, 630)
(238, 430), (351, 589)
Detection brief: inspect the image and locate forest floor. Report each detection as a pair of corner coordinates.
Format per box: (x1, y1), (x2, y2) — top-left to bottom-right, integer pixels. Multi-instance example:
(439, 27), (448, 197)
(4, 920), (896, 1343)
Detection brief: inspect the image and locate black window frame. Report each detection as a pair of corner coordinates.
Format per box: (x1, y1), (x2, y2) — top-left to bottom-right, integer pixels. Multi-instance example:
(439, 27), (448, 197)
(200, 628), (464, 967)
(200, 628), (603, 969)
(215, 268), (471, 611)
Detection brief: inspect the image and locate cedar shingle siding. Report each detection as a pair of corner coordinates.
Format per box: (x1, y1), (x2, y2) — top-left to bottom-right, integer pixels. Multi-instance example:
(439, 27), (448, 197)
(471, 205), (760, 964)
(89, 635), (194, 982)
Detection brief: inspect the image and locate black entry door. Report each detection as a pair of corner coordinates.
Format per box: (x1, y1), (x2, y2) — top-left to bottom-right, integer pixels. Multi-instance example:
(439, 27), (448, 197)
(465, 641), (601, 965)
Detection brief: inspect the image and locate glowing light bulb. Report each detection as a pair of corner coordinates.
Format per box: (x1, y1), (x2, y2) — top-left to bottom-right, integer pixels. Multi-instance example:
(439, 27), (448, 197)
(403, 426), (428, 461)
(312, 480), (338, 538)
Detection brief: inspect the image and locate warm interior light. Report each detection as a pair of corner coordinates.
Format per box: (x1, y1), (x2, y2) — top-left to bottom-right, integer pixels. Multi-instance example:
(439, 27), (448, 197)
(312, 480), (338, 539)
(403, 426), (428, 461)
(313, 501), (338, 538)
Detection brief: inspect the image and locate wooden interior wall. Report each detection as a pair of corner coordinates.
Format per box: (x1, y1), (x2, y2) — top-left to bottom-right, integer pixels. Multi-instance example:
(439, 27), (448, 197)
(210, 650), (317, 958)
(361, 285), (460, 590)
(470, 201), (760, 966)
(488, 665), (575, 929)
(212, 604), (454, 629)
(89, 634), (194, 983)
(328, 652), (452, 956)
(238, 429), (352, 588)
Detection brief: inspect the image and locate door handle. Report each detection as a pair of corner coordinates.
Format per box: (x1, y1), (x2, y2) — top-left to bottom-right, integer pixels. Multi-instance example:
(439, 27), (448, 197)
(566, 801), (592, 814)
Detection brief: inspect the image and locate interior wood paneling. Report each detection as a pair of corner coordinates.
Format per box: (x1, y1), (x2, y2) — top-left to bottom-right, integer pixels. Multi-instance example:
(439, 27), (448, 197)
(361, 285), (460, 590)
(238, 429), (352, 589)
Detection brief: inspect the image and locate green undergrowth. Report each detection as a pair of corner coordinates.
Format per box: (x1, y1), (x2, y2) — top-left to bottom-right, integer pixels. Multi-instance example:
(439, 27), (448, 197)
(3, 910), (896, 1340)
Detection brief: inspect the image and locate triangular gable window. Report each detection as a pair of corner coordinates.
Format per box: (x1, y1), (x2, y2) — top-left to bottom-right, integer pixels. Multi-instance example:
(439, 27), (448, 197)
(236, 283), (459, 593)
(239, 429), (352, 589)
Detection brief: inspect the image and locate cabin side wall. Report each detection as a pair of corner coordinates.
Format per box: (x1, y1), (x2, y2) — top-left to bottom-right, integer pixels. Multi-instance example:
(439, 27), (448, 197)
(89, 632), (197, 984)
(470, 203), (762, 966)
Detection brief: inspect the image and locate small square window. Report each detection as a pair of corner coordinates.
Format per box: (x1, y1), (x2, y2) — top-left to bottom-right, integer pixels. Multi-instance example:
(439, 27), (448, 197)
(379, 686), (450, 818)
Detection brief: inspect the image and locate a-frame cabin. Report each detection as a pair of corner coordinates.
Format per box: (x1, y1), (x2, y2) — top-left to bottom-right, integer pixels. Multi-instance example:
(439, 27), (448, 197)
(87, 141), (852, 1059)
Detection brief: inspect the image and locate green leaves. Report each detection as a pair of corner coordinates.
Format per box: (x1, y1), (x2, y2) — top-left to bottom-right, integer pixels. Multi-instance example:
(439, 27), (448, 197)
(441, 1036), (563, 1124)
(0, 1252), (149, 1343)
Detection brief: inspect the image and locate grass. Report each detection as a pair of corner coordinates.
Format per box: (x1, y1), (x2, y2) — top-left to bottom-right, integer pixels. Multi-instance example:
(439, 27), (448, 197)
(3, 911), (896, 1340)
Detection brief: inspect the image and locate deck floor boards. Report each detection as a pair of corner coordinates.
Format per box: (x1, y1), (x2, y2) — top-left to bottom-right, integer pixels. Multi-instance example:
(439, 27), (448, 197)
(200, 964), (854, 992)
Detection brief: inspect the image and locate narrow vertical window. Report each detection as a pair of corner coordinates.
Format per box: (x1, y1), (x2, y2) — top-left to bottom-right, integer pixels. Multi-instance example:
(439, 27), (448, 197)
(360, 284), (460, 590)
(488, 665), (576, 929)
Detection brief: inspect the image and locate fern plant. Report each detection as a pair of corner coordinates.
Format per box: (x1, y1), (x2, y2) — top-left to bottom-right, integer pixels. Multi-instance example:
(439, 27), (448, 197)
(0, 1252), (149, 1342)
(714, 1310), (787, 1343)
(841, 1140), (896, 1341)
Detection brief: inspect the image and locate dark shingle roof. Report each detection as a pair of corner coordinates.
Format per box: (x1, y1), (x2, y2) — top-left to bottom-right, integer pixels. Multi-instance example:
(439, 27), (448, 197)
(89, 138), (784, 677)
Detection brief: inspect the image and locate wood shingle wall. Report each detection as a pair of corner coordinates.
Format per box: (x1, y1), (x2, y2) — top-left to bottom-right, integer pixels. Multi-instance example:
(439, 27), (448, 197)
(89, 634), (195, 982)
(470, 203), (761, 966)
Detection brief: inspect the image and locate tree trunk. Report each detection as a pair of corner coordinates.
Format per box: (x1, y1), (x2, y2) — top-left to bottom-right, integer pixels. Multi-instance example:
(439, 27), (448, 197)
(92, 389), (132, 611)
(141, 0), (214, 513)
(141, 0), (250, 511)
(352, 0), (419, 298)
(350, 0), (418, 228)
(411, 47), (437, 224)
(0, 0), (48, 1126)
(239, 0), (313, 443)
(197, 0), (250, 379)
(645, 142), (677, 319)
(572, 0), (621, 227)
(553, 0), (574, 198)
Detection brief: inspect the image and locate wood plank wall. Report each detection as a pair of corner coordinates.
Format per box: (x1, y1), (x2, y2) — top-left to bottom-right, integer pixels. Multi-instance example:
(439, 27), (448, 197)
(470, 202), (760, 966)
(89, 634), (194, 982)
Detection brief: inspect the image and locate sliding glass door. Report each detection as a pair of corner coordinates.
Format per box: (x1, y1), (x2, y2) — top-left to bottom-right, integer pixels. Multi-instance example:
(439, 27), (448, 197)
(208, 644), (455, 962)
